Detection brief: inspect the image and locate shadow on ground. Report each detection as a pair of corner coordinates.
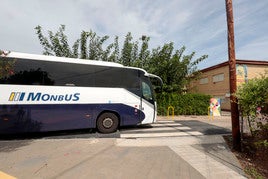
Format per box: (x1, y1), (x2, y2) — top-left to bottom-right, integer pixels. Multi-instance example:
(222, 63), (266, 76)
(176, 120), (231, 135)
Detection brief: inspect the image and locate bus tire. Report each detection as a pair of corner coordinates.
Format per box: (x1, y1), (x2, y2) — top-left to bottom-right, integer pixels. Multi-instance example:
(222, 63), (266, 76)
(97, 112), (119, 133)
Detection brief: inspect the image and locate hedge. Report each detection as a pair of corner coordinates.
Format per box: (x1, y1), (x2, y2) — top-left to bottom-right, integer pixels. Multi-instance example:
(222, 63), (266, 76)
(156, 93), (211, 116)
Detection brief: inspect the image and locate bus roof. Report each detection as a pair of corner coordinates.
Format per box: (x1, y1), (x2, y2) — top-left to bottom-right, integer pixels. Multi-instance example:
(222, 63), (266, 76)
(1, 51), (124, 68)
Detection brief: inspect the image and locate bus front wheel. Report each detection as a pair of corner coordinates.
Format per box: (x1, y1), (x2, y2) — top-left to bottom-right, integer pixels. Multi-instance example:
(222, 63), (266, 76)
(97, 112), (119, 133)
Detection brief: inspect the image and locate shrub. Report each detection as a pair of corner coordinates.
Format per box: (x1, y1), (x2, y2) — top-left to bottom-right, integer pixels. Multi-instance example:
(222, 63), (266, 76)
(236, 73), (268, 159)
(236, 73), (268, 135)
(156, 93), (211, 115)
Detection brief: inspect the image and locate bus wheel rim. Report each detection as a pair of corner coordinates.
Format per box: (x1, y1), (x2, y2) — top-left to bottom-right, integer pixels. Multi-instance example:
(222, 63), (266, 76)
(103, 118), (113, 128)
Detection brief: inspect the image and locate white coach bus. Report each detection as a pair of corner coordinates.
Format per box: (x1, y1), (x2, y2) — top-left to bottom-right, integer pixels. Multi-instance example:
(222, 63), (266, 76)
(0, 51), (162, 134)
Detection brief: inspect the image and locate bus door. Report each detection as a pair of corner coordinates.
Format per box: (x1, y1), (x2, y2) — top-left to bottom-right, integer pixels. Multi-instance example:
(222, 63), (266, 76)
(140, 78), (156, 124)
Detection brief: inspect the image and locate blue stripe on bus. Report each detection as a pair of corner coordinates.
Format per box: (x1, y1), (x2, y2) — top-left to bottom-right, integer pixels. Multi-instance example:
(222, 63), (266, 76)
(19, 92), (25, 101)
(0, 104), (145, 134)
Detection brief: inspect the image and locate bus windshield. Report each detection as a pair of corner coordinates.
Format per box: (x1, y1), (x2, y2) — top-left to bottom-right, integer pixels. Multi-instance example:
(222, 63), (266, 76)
(142, 81), (153, 102)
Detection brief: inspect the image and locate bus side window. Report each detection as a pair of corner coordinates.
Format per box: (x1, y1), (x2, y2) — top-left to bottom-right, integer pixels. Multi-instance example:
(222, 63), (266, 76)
(142, 82), (153, 101)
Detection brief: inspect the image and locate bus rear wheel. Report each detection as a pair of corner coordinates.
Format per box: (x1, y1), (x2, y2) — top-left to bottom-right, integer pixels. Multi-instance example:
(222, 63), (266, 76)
(97, 112), (119, 133)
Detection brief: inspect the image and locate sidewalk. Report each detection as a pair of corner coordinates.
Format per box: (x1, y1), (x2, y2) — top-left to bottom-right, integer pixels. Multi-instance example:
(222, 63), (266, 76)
(150, 114), (247, 178)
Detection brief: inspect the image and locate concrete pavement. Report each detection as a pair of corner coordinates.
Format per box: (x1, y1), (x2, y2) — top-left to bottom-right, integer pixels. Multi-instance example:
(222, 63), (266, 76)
(0, 115), (247, 179)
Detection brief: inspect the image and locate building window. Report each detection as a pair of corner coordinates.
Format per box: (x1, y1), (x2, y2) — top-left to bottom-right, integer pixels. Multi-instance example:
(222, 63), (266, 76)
(213, 73), (224, 82)
(200, 77), (208, 84)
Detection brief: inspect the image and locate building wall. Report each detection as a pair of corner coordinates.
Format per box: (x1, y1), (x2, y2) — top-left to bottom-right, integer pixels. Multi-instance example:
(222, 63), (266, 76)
(189, 62), (268, 110)
(189, 65), (230, 109)
(247, 65), (268, 79)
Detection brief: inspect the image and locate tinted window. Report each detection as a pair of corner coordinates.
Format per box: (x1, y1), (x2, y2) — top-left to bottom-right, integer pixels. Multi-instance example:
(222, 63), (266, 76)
(0, 57), (141, 95)
(0, 58), (53, 85)
(94, 66), (140, 95)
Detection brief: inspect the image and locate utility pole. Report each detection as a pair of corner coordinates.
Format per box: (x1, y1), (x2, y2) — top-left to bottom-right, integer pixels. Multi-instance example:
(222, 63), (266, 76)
(225, 0), (241, 151)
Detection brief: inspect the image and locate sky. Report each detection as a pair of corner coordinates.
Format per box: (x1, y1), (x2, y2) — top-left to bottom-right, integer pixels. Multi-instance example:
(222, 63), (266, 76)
(1, 0), (268, 69)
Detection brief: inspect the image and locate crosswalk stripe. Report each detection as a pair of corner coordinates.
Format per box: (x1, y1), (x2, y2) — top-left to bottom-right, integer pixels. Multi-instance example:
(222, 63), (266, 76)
(121, 131), (203, 138)
(120, 121), (203, 138)
(151, 123), (182, 127)
(156, 120), (176, 123)
(121, 126), (191, 133)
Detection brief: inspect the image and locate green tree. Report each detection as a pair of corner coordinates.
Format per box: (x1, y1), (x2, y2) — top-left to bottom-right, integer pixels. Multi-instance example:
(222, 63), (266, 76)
(147, 43), (207, 92)
(35, 25), (110, 60)
(80, 31), (89, 59)
(120, 32), (134, 66)
(107, 36), (120, 62)
(131, 41), (139, 65)
(35, 25), (79, 58)
(134, 36), (150, 68)
(88, 30), (109, 61)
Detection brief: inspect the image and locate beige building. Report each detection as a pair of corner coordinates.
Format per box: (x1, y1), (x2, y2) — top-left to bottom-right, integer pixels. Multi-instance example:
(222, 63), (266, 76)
(189, 60), (268, 110)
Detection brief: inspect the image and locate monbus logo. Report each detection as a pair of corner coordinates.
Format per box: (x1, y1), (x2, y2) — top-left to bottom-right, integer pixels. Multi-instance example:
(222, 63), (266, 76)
(9, 92), (26, 101)
(9, 92), (80, 102)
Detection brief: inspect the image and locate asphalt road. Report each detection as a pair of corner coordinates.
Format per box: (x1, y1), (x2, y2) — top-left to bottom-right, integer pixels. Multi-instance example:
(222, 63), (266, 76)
(0, 116), (247, 179)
